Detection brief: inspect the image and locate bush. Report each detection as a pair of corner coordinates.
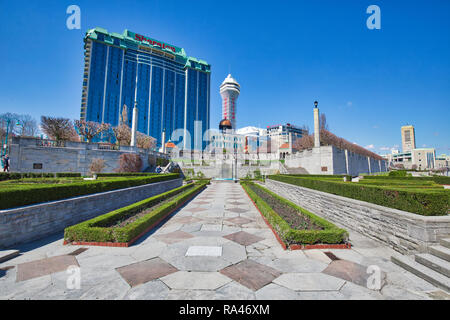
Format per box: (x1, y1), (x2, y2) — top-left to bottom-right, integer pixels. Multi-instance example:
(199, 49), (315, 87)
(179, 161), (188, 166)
(156, 158), (170, 167)
(0, 172), (81, 181)
(89, 158), (106, 174)
(0, 173), (180, 210)
(117, 154), (143, 173)
(96, 173), (157, 177)
(389, 170), (409, 177)
(241, 182), (348, 245)
(64, 182), (207, 244)
(55, 172), (82, 178)
(268, 175), (450, 216)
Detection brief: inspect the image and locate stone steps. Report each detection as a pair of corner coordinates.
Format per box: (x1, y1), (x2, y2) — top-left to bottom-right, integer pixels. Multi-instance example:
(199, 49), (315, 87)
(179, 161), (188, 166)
(429, 245), (450, 262)
(391, 238), (450, 292)
(415, 253), (450, 278)
(441, 238), (450, 249)
(391, 255), (450, 292)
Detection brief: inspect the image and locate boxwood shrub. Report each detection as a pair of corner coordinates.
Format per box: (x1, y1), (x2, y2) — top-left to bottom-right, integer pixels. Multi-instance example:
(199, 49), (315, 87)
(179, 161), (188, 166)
(241, 181), (348, 245)
(268, 175), (450, 216)
(64, 182), (207, 244)
(363, 175), (450, 185)
(0, 173), (180, 210)
(0, 172), (81, 181)
(96, 173), (158, 177)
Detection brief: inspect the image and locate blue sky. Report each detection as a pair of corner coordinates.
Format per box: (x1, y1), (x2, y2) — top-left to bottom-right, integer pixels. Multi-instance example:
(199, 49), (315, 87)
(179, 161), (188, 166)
(0, 0), (449, 155)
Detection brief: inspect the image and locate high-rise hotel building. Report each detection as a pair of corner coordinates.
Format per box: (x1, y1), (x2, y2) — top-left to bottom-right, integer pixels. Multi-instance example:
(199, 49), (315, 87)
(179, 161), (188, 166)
(80, 27), (211, 149)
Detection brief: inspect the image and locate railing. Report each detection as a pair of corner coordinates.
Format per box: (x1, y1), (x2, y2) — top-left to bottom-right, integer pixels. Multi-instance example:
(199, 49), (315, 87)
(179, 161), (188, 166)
(36, 139), (66, 148)
(97, 143), (119, 150)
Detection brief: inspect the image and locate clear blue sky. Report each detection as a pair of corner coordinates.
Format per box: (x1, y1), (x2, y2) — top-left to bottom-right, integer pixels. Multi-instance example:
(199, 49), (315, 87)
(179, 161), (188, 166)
(0, 0), (449, 155)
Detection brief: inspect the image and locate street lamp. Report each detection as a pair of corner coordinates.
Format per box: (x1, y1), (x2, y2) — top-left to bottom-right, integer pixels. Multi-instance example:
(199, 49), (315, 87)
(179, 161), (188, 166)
(1, 118), (23, 166)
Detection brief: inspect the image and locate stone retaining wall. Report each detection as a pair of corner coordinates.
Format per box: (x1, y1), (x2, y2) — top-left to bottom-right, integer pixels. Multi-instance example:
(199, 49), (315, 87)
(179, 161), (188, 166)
(265, 179), (450, 254)
(0, 178), (183, 248)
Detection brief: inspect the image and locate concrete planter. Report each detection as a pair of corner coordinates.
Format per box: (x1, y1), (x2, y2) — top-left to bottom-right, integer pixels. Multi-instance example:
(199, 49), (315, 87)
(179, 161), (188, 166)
(265, 179), (450, 255)
(0, 178), (182, 248)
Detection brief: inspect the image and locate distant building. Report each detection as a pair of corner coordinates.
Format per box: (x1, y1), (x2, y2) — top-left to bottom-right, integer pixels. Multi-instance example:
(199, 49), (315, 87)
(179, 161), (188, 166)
(266, 123), (306, 158)
(385, 126), (438, 170)
(435, 154), (450, 170)
(220, 74), (240, 130)
(401, 125), (416, 153)
(412, 148), (436, 170)
(80, 27), (211, 149)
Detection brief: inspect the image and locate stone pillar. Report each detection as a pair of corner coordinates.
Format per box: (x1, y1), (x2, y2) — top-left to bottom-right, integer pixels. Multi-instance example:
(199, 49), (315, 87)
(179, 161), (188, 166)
(130, 103), (138, 147)
(161, 130), (166, 154)
(314, 107), (320, 148)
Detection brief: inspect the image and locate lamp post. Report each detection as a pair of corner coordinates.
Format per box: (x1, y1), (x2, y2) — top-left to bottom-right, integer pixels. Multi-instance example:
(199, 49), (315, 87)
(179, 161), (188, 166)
(1, 118), (22, 167)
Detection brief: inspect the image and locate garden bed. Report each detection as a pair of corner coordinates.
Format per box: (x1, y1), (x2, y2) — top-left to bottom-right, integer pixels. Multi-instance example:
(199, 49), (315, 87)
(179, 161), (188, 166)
(241, 181), (348, 250)
(63, 182), (207, 247)
(0, 173), (180, 210)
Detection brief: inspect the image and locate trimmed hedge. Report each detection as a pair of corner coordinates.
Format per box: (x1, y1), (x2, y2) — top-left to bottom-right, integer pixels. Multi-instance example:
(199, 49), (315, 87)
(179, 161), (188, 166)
(0, 172), (81, 181)
(96, 173), (157, 177)
(64, 182), (207, 243)
(268, 175), (450, 216)
(241, 182), (348, 245)
(0, 173), (180, 210)
(363, 175), (450, 185)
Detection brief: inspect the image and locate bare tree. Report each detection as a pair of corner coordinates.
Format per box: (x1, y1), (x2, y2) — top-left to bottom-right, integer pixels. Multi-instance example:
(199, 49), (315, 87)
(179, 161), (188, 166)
(293, 134), (314, 150)
(74, 120), (111, 143)
(293, 128), (383, 160)
(320, 113), (329, 131)
(136, 132), (156, 149)
(112, 124), (131, 146)
(116, 153), (143, 172)
(0, 113), (39, 137)
(40, 116), (78, 142)
(89, 158), (106, 174)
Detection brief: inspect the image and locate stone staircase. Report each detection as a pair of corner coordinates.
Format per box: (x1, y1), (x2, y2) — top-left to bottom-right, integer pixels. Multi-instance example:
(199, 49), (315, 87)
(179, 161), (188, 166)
(391, 238), (450, 292)
(279, 162), (309, 175)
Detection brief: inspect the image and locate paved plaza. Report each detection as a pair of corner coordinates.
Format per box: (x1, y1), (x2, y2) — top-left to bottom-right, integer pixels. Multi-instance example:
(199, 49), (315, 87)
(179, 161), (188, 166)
(0, 181), (448, 300)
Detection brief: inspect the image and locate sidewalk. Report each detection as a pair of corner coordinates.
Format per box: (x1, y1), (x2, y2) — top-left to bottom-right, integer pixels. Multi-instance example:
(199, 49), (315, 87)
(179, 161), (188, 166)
(0, 181), (447, 300)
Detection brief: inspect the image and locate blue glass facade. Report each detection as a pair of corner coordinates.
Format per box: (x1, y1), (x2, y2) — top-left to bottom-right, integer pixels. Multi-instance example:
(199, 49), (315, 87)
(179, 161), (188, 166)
(81, 28), (211, 149)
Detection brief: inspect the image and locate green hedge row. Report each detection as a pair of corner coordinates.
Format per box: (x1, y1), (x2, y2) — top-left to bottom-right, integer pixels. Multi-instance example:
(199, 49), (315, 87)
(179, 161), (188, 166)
(268, 175), (450, 216)
(241, 182), (348, 245)
(0, 172), (81, 181)
(64, 182), (207, 243)
(363, 175), (450, 185)
(0, 173), (180, 210)
(96, 173), (158, 177)
(286, 174), (353, 181)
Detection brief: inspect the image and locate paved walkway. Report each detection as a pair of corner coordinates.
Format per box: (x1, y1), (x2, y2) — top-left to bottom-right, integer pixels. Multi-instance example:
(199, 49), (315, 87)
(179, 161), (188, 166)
(0, 181), (448, 300)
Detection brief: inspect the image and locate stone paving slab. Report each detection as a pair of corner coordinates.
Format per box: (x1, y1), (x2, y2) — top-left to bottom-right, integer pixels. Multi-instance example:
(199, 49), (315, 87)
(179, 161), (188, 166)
(16, 255), (79, 282)
(116, 258), (178, 287)
(224, 231), (264, 246)
(186, 246), (223, 257)
(322, 259), (386, 289)
(273, 273), (346, 291)
(154, 230), (195, 244)
(161, 271), (232, 290)
(220, 259), (282, 291)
